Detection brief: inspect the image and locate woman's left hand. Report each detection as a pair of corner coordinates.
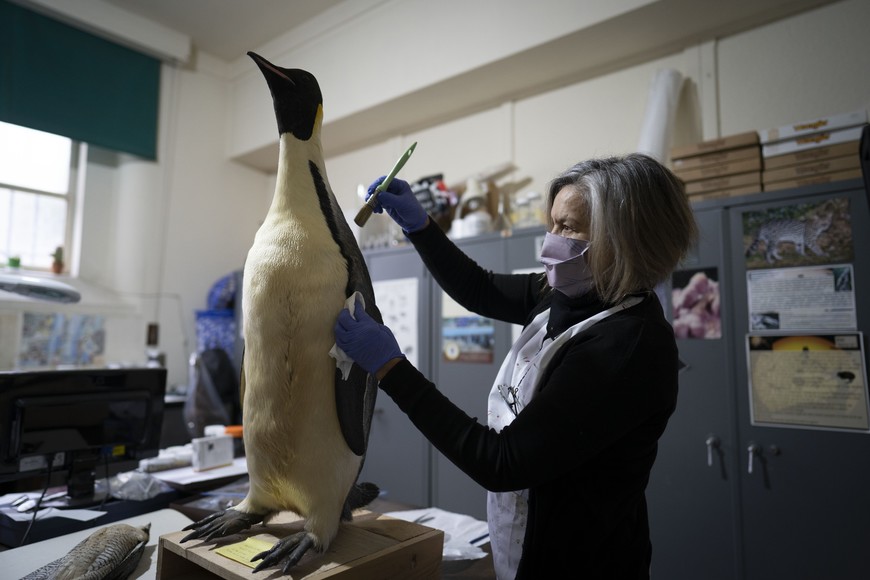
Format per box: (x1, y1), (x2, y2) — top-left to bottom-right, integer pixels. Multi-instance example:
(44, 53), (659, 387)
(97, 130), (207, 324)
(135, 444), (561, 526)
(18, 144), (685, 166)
(334, 299), (404, 377)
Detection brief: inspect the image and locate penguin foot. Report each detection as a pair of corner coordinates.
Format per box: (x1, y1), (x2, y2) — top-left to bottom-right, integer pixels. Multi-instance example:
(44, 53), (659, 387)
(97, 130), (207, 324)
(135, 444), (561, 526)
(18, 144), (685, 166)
(251, 531), (317, 574)
(180, 509), (264, 543)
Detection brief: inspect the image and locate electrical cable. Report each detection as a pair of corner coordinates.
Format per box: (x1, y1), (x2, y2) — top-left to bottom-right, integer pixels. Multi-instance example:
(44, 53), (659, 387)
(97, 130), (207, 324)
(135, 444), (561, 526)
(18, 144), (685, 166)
(18, 454), (55, 547)
(98, 451), (110, 511)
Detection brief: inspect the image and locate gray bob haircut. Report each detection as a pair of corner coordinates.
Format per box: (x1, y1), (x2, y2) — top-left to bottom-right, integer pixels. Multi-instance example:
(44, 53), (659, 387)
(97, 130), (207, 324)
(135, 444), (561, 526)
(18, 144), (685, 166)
(546, 153), (699, 304)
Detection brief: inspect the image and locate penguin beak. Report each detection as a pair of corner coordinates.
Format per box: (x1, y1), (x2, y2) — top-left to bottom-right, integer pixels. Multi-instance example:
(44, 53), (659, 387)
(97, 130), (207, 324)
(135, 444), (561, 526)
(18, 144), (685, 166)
(248, 51), (293, 84)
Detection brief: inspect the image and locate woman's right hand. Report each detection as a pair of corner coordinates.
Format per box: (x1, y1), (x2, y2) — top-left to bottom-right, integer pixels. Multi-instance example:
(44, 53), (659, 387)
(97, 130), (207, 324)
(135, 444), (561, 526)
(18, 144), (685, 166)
(366, 176), (429, 233)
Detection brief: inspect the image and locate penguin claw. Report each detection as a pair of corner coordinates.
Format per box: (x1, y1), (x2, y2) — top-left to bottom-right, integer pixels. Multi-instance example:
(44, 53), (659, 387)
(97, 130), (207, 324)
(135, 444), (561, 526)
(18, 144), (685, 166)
(251, 531), (316, 574)
(179, 509), (264, 543)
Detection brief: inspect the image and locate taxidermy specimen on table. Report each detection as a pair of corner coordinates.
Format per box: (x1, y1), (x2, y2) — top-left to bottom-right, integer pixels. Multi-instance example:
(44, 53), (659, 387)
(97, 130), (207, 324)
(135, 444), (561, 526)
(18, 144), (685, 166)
(21, 522), (150, 580)
(181, 51), (382, 574)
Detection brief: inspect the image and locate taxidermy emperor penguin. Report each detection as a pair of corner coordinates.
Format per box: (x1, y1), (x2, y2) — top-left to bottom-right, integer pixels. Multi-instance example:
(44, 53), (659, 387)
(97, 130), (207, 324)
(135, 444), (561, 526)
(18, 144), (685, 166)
(181, 52), (381, 574)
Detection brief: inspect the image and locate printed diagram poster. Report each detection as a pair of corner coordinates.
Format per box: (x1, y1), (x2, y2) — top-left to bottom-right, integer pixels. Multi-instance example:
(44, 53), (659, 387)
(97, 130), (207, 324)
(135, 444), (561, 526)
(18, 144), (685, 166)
(19, 312), (105, 367)
(441, 291), (494, 364)
(747, 265), (856, 331)
(747, 333), (869, 432)
(373, 277), (419, 368)
(742, 197), (853, 270)
(671, 267), (721, 339)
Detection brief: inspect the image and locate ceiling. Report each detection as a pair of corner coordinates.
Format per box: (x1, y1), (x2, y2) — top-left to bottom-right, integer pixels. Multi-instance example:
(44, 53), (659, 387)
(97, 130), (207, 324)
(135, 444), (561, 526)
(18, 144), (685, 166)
(103, 0), (345, 61)
(14, 0), (843, 168)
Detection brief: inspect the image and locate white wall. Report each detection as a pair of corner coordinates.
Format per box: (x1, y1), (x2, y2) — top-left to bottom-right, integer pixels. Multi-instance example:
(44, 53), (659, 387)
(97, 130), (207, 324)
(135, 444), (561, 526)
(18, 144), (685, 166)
(325, 0), (869, 215)
(2, 0), (866, 391)
(716, 0), (870, 135)
(153, 56), (270, 385)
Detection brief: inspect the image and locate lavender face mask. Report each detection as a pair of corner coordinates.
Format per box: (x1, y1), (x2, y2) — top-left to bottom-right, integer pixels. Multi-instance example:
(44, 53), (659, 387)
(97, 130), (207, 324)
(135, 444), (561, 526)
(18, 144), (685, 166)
(538, 232), (593, 297)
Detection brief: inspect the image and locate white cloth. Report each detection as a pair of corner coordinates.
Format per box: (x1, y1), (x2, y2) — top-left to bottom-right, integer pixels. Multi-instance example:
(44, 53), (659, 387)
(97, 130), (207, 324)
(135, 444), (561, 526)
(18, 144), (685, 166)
(329, 291), (364, 380)
(485, 295), (643, 579)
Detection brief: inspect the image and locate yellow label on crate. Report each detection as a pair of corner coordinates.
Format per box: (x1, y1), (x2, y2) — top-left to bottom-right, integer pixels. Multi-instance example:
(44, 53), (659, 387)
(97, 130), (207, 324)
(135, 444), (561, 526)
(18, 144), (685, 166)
(215, 537), (276, 568)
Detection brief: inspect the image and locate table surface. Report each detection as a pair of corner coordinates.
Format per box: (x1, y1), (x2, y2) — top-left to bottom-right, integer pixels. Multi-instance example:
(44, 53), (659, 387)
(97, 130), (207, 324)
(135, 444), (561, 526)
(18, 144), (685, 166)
(0, 508), (192, 580)
(0, 504), (495, 579)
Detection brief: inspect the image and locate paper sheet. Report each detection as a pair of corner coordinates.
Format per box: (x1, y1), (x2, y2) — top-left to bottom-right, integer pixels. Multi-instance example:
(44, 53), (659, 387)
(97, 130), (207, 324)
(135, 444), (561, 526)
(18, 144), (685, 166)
(385, 507), (489, 561)
(151, 456), (248, 487)
(216, 537), (276, 568)
(0, 505), (106, 522)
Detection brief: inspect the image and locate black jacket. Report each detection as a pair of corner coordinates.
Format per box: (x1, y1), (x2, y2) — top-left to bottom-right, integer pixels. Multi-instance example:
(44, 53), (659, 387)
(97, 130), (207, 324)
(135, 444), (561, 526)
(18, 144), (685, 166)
(379, 222), (679, 579)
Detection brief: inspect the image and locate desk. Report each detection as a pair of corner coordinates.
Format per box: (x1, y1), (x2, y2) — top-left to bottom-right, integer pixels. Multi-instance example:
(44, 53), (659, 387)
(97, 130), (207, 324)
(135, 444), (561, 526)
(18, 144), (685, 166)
(0, 508), (192, 579)
(0, 490), (183, 547)
(0, 506), (495, 579)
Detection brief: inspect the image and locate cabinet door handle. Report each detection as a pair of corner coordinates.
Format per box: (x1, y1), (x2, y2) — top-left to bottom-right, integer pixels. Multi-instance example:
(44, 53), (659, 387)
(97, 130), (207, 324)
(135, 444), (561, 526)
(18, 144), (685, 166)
(705, 434), (721, 467)
(747, 442), (761, 474)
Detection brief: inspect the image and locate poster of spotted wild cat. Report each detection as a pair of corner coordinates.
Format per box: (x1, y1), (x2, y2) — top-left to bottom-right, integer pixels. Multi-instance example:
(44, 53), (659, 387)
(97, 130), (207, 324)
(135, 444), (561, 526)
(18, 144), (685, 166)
(742, 197), (854, 270)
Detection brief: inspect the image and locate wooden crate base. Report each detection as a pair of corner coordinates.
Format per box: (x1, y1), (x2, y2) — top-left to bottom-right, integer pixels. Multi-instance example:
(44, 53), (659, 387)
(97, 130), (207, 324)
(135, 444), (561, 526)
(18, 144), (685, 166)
(157, 510), (443, 579)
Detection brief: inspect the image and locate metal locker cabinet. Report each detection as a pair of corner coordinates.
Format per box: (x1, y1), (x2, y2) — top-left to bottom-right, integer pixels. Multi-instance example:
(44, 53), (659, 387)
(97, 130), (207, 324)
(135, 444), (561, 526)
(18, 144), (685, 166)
(725, 180), (870, 580)
(362, 243), (432, 508)
(425, 227), (547, 519)
(429, 233), (512, 520)
(646, 207), (741, 580)
(648, 178), (870, 580)
(504, 227), (545, 272)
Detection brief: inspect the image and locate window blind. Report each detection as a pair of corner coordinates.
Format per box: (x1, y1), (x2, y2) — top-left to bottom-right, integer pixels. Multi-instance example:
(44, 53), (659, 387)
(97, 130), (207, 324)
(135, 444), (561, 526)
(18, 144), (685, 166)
(0, 1), (160, 160)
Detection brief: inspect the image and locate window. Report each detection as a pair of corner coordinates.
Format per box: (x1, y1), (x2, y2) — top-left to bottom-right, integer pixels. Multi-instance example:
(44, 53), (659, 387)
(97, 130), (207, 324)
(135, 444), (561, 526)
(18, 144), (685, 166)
(0, 121), (81, 272)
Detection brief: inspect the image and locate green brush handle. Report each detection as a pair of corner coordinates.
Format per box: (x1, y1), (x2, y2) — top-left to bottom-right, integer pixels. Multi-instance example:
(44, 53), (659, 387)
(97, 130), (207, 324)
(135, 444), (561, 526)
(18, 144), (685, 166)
(354, 142), (417, 227)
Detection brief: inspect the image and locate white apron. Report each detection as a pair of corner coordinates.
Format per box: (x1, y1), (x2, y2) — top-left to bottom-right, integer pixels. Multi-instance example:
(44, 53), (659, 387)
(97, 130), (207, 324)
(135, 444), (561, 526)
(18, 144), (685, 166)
(485, 295), (643, 579)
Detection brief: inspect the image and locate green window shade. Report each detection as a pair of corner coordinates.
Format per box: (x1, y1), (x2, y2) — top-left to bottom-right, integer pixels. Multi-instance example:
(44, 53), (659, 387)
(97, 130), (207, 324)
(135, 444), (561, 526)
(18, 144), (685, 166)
(0, 1), (160, 160)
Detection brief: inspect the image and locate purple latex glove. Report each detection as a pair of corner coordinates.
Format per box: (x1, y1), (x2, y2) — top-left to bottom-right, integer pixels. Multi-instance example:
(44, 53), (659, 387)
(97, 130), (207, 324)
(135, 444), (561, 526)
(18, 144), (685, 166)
(367, 176), (429, 233)
(334, 299), (405, 375)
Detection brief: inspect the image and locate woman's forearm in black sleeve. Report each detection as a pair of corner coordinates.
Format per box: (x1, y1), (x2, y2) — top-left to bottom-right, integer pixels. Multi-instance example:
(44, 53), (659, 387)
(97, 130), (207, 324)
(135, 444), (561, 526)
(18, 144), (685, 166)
(379, 359), (509, 490)
(406, 221), (542, 324)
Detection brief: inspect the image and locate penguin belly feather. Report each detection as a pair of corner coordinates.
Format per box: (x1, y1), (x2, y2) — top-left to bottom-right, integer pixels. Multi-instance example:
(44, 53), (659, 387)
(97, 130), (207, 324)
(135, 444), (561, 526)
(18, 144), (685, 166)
(239, 140), (360, 536)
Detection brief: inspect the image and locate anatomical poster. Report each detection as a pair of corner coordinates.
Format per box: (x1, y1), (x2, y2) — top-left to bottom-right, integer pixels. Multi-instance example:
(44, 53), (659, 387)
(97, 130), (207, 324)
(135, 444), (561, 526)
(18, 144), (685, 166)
(441, 291), (494, 364)
(18, 312), (105, 367)
(372, 277), (419, 369)
(747, 265), (856, 331)
(746, 333), (869, 432)
(671, 267), (721, 339)
(741, 196), (853, 270)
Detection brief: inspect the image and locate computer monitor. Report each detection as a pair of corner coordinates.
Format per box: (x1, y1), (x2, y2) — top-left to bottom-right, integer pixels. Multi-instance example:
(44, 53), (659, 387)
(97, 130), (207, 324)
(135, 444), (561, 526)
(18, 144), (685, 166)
(0, 367), (166, 506)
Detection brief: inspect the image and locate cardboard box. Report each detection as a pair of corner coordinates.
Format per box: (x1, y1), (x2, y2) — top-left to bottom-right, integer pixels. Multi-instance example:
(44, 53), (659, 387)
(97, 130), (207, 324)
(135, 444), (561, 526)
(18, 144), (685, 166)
(157, 510), (443, 580)
(763, 154), (861, 184)
(759, 109), (867, 144)
(684, 171), (761, 195)
(675, 156), (761, 183)
(763, 168), (863, 192)
(762, 125), (866, 158)
(670, 131), (760, 161)
(671, 144), (760, 171)
(688, 185), (761, 201)
(763, 140), (860, 170)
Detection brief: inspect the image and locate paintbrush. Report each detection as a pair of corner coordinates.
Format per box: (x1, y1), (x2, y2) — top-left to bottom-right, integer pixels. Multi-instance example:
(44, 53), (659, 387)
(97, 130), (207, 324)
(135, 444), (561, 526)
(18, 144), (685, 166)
(354, 141), (417, 227)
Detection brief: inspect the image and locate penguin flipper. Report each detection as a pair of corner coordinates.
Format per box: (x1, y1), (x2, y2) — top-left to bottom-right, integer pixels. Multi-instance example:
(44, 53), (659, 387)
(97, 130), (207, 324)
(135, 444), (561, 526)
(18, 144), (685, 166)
(333, 364), (375, 456)
(334, 298), (380, 456)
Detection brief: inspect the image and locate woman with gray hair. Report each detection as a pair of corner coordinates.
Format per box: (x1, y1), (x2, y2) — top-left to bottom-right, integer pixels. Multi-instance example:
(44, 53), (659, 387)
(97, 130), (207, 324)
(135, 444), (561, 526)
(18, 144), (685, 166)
(335, 153), (698, 579)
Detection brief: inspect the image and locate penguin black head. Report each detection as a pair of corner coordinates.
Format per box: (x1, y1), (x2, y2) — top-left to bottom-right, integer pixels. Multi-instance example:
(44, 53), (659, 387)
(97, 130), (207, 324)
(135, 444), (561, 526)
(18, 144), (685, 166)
(248, 51), (322, 141)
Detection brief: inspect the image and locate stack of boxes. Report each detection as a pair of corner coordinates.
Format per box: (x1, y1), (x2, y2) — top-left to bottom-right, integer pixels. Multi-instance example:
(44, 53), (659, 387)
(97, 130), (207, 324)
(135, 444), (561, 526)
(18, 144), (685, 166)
(670, 131), (762, 201)
(670, 108), (867, 201)
(759, 109), (866, 191)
